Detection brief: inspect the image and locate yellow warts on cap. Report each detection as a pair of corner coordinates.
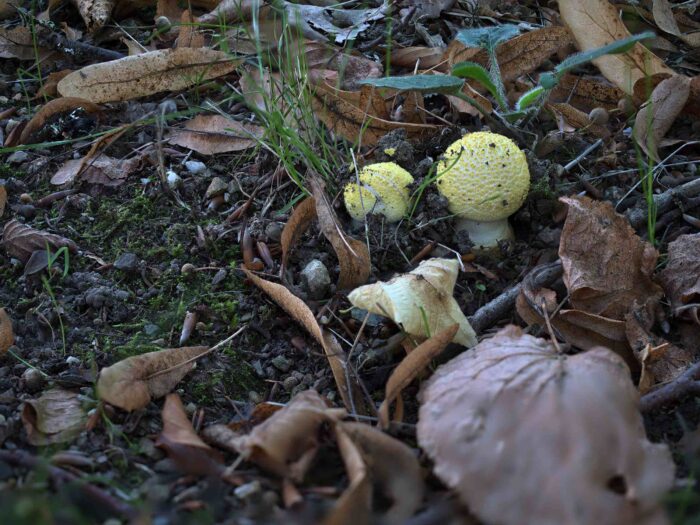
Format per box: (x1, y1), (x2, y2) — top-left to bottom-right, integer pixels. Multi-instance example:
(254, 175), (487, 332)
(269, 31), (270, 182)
(343, 162), (414, 223)
(435, 132), (530, 222)
(383, 147), (396, 156)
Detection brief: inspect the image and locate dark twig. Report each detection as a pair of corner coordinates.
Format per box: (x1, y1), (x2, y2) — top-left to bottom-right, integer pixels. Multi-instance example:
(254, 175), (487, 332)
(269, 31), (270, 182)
(640, 361), (700, 413)
(0, 449), (138, 519)
(39, 31), (125, 62)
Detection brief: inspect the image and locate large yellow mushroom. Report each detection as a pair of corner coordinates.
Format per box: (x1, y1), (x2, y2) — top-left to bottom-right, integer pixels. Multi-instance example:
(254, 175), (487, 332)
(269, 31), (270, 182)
(435, 132), (530, 248)
(343, 162), (414, 223)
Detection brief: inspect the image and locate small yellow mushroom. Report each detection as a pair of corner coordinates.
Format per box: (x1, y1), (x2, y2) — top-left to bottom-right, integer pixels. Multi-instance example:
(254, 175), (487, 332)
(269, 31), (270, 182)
(343, 162), (414, 223)
(435, 132), (530, 248)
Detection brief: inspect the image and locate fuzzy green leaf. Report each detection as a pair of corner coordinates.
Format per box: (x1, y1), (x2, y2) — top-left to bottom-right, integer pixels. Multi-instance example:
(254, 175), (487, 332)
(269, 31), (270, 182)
(451, 61), (506, 108)
(455, 24), (520, 49)
(516, 86), (546, 111)
(359, 75), (464, 94)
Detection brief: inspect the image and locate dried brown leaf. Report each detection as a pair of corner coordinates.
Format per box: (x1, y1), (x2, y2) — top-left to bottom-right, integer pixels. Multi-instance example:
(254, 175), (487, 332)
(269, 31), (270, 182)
(0, 184), (6, 217)
(390, 46), (445, 70)
(418, 325), (675, 525)
(305, 42), (382, 91)
(281, 197), (317, 276)
(559, 196), (663, 320)
(401, 0), (454, 19)
(633, 75), (691, 162)
(97, 345), (209, 411)
(309, 177), (370, 290)
(0, 26), (50, 60)
(0, 307), (13, 356)
(21, 388), (87, 446)
(310, 78), (437, 146)
(652, 0), (700, 48)
(225, 389), (344, 480)
(658, 233), (700, 319)
(156, 393), (223, 475)
(0, 0), (15, 19)
(378, 324), (458, 429)
(546, 102), (610, 138)
(339, 422), (424, 525)
(18, 97), (102, 146)
(58, 48), (241, 103)
(168, 114), (264, 155)
(550, 74), (626, 112)
(2, 220), (78, 263)
(34, 70), (73, 99)
(51, 153), (144, 187)
(243, 269), (364, 412)
(559, 0), (673, 94)
(176, 10), (206, 49)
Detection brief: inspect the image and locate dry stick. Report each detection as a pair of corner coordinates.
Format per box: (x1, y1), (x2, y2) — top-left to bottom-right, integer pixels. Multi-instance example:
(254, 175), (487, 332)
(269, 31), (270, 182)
(640, 361), (700, 413)
(468, 177), (700, 336)
(0, 449), (137, 519)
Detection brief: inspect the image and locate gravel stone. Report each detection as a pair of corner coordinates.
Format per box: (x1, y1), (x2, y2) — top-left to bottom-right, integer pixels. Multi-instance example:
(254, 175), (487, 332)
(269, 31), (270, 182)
(271, 355), (292, 373)
(185, 160), (207, 174)
(114, 253), (139, 272)
(300, 259), (331, 300)
(7, 151), (28, 164)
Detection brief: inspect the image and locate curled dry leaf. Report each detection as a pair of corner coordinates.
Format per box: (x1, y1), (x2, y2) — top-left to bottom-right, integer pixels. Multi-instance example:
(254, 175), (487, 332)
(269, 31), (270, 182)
(2, 220), (78, 263)
(559, 196), (663, 320)
(335, 422), (424, 525)
(156, 393), (223, 476)
(168, 114), (264, 155)
(243, 269), (365, 413)
(51, 153), (144, 187)
(550, 74), (626, 112)
(418, 325), (675, 525)
(659, 233), (700, 320)
(21, 388), (87, 446)
(309, 177), (370, 290)
(213, 389), (344, 480)
(72, 0), (114, 33)
(328, 422), (371, 525)
(348, 258), (477, 348)
(34, 70), (74, 99)
(58, 48), (242, 103)
(97, 345), (209, 411)
(0, 307), (14, 355)
(0, 26), (52, 60)
(652, 0), (700, 48)
(378, 324), (458, 429)
(17, 98), (101, 146)
(546, 102), (610, 139)
(633, 74), (691, 162)
(281, 197), (317, 276)
(558, 0), (673, 94)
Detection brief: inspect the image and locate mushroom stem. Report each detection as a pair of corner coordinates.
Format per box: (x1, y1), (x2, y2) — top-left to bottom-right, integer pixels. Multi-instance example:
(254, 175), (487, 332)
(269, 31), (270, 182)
(456, 217), (514, 249)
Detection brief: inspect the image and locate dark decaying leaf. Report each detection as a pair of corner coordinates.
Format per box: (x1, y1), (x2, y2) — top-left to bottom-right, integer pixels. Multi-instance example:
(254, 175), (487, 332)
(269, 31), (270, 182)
(0, 307), (14, 356)
(2, 220), (78, 263)
(168, 114), (264, 155)
(558, 196), (662, 320)
(418, 325), (675, 525)
(97, 346), (209, 411)
(21, 388), (87, 446)
(658, 233), (700, 320)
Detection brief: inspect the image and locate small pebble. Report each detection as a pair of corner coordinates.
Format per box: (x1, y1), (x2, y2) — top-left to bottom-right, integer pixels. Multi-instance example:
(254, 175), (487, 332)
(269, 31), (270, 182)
(181, 263), (195, 275)
(185, 160), (206, 174)
(300, 259), (330, 300)
(166, 170), (182, 189)
(282, 376), (300, 392)
(19, 193), (32, 203)
(155, 16), (171, 30)
(65, 356), (80, 366)
(234, 480), (261, 499)
(205, 177), (227, 199)
(21, 368), (45, 393)
(248, 390), (263, 403)
(114, 253), (139, 272)
(7, 151), (28, 164)
(17, 204), (36, 219)
(271, 355), (292, 373)
(588, 107), (609, 126)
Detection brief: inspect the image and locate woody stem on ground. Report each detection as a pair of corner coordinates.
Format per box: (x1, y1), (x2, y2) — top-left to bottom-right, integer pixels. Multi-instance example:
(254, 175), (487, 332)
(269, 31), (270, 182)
(640, 362), (700, 413)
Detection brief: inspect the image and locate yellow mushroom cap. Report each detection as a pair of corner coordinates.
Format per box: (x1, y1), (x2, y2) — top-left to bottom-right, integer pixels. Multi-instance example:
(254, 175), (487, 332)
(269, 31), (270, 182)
(435, 132), (530, 222)
(343, 162), (414, 223)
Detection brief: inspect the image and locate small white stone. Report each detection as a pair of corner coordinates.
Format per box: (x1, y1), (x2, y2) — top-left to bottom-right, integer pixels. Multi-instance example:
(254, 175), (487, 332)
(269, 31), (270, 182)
(166, 170), (182, 189)
(185, 160), (206, 174)
(66, 356), (81, 365)
(234, 480), (261, 499)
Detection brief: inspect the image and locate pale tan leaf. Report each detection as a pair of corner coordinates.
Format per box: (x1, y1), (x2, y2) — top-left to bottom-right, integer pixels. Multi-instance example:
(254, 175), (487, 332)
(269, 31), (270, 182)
(348, 258), (477, 348)
(558, 0), (673, 94)
(418, 325), (675, 525)
(21, 388), (87, 446)
(156, 393), (223, 475)
(57, 48), (241, 103)
(97, 345), (209, 411)
(243, 269), (364, 412)
(559, 196), (663, 320)
(19, 97), (102, 146)
(658, 233), (700, 319)
(652, 0), (700, 48)
(391, 46), (446, 70)
(176, 10), (206, 49)
(72, 0), (114, 33)
(0, 307), (13, 356)
(378, 324), (458, 429)
(339, 422), (424, 525)
(309, 177), (370, 290)
(51, 153), (143, 187)
(633, 75), (691, 162)
(168, 114), (264, 155)
(546, 102), (610, 138)
(2, 220), (78, 263)
(281, 197), (317, 275)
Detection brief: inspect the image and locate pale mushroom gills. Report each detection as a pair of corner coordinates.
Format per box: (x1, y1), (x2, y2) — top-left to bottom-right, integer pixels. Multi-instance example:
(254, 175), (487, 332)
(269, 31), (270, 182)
(435, 132), (530, 249)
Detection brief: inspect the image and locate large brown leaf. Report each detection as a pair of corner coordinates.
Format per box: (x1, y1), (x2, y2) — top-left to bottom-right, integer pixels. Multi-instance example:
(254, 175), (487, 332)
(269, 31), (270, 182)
(559, 0), (673, 94)
(418, 325), (675, 525)
(21, 388), (87, 446)
(58, 48), (241, 103)
(658, 233), (700, 320)
(550, 74), (626, 112)
(2, 220), (78, 263)
(97, 346), (209, 411)
(633, 74), (691, 161)
(558, 196), (662, 320)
